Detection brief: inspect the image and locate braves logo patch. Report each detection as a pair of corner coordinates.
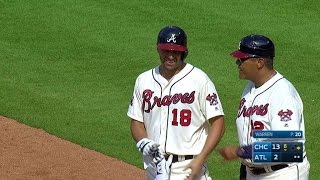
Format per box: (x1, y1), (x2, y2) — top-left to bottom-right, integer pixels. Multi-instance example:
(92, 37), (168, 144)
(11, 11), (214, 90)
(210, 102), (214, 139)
(278, 109), (293, 122)
(206, 93), (218, 105)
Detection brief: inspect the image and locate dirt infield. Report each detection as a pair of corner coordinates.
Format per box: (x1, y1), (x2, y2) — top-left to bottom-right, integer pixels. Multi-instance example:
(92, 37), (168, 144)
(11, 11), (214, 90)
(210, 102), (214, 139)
(0, 116), (145, 179)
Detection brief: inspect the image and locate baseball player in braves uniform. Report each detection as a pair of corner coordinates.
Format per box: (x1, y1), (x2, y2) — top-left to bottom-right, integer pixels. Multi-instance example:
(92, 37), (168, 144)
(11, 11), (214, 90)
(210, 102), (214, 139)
(128, 26), (225, 180)
(218, 35), (310, 180)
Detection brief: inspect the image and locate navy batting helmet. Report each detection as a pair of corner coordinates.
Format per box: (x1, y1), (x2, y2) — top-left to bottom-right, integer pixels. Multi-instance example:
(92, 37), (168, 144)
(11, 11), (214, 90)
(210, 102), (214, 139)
(157, 26), (188, 60)
(231, 34), (275, 58)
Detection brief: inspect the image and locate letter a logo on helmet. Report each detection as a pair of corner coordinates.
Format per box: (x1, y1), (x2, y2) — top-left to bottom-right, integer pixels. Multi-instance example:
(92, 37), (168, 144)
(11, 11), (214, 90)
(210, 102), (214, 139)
(167, 34), (177, 43)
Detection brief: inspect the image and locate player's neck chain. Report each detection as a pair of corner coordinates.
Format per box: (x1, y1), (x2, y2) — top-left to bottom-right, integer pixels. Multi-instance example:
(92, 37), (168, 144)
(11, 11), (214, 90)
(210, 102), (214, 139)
(270, 71), (277, 79)
(266, 71), (277, 84)
(255, 71), (277, 88)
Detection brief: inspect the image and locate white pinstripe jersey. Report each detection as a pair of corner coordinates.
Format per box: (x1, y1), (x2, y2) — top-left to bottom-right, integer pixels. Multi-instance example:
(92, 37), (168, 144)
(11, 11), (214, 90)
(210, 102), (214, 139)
(128, 63), (224, 155)
(236, 72), (307, 166)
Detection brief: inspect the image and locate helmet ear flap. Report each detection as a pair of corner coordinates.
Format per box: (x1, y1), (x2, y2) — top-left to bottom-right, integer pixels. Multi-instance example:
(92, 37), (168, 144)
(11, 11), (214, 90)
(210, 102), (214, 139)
(182, 50), (188, 60)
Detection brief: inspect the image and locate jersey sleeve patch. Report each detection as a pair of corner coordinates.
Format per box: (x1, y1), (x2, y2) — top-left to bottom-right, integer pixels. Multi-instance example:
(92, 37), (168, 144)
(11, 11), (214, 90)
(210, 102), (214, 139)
(206, 93), (218, 105)
(277, 109), (293, 122)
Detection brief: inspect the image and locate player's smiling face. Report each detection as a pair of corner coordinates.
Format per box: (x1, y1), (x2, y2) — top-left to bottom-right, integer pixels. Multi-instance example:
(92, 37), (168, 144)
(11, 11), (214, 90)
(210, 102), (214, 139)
(158, 49), (184, 72)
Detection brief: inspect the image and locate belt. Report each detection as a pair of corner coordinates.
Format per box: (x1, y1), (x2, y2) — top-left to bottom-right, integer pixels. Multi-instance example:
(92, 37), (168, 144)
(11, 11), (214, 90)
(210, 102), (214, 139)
(249, 164), (288, 175)
(171, 155), (194, 163)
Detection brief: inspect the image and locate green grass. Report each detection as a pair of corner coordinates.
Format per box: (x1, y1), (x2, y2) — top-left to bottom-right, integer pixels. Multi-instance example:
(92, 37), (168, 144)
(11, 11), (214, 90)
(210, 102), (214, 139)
(0, 0), (319, 179)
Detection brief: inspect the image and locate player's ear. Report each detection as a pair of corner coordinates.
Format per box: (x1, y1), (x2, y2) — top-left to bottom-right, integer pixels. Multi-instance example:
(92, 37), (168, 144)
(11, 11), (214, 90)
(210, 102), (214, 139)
(256, 57), (265, 69)
(182, 49), (188, 61)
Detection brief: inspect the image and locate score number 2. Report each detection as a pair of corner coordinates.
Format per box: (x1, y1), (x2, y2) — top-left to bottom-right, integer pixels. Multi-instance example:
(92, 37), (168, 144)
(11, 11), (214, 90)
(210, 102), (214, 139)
(172, 109), (191, 126)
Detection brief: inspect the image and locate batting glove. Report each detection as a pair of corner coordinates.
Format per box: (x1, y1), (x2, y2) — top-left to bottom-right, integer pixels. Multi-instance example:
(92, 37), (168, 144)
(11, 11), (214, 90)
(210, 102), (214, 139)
(154, 153), (173, 180)
(136, 138), (160, 156)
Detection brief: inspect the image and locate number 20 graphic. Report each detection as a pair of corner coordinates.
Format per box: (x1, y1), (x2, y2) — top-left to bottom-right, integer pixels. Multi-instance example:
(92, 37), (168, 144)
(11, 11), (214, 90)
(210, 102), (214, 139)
(172, 109), (191, 126)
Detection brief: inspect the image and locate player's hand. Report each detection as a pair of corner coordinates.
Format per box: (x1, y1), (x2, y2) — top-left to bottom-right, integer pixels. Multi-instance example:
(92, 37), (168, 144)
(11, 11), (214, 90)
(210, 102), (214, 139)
(154, 153), (173, 180)
(184, 157), (203, 180)
(217, 146), (239, 160)
(136, 138), (160, 156)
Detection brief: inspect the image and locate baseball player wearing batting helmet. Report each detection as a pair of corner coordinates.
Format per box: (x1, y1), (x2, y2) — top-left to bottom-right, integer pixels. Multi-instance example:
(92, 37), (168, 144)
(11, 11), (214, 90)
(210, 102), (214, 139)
(128, 26), (225, 180)
(218, 35), (310, 180)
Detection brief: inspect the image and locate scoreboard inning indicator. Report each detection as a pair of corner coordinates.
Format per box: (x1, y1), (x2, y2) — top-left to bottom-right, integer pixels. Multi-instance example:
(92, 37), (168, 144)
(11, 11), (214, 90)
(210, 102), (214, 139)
(252, 131), (303, 163)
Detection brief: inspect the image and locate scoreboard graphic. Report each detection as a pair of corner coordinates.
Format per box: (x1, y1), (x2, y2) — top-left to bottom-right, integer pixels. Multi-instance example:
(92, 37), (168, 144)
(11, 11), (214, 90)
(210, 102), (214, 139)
(252, 131), (303, 163)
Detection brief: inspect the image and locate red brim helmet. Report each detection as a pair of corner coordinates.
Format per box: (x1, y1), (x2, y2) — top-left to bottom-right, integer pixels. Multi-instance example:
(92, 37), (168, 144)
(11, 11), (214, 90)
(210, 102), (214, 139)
(230, 34), (275, 58)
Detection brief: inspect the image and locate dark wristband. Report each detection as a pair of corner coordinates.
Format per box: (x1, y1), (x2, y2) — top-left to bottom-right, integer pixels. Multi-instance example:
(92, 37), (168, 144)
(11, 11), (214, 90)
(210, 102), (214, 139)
(236, 145), (252, 159)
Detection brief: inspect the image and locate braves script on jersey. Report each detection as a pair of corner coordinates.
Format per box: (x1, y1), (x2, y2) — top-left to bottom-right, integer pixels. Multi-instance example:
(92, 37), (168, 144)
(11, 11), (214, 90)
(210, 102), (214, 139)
(128, 63), (224, 155)
(236, 72), (307, 166)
